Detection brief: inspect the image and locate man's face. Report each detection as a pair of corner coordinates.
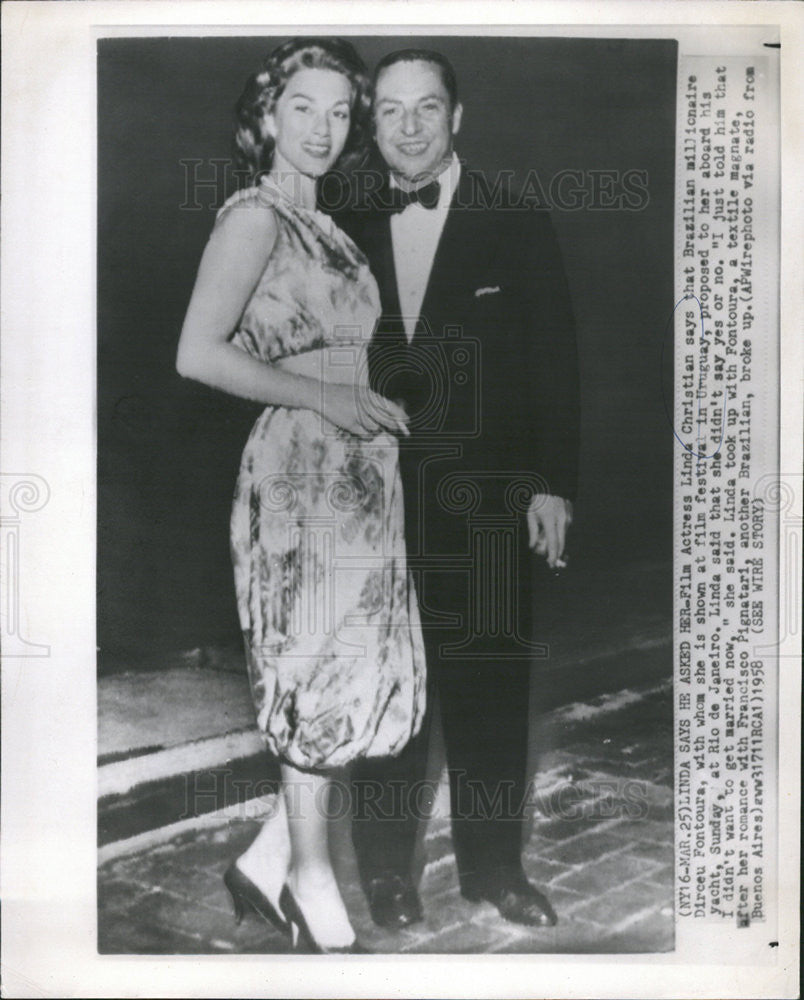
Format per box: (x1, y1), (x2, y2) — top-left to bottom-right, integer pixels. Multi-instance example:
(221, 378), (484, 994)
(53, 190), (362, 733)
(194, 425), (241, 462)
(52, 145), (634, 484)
(374, 59), (462, 185)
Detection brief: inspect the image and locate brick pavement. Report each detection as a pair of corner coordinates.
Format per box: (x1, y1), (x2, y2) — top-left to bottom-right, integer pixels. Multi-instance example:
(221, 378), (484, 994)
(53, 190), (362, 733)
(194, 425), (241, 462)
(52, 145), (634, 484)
(98, 682), (673, 954)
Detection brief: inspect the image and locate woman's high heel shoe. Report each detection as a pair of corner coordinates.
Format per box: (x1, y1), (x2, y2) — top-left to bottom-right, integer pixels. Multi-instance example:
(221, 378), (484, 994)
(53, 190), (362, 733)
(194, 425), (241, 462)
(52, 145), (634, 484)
(279, 884), (370, 954)
(223, 863), (289, 935)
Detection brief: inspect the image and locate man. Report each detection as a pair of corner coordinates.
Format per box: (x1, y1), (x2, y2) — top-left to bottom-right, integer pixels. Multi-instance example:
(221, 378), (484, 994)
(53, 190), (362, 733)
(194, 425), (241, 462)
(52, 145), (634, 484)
(346, 49), (580, 930)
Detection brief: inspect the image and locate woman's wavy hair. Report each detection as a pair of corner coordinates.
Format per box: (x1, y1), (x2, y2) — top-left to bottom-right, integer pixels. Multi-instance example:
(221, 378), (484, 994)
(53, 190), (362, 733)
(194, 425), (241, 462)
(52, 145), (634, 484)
(233, 38), (372, 182)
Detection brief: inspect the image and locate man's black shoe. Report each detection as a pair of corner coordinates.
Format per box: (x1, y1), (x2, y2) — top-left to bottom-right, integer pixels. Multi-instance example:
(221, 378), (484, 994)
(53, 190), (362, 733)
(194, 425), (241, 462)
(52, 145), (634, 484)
(461, 871), (558, 927)
(365, 874), (423, 929)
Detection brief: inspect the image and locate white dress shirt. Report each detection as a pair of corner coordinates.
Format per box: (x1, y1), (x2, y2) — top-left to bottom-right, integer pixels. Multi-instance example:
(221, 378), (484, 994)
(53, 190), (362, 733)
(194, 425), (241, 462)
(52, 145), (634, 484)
(390, 153), (461, 343)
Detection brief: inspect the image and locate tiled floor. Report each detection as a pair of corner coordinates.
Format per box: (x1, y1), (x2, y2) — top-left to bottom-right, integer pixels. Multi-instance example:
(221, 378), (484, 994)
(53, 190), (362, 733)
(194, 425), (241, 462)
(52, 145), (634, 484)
(99, 682), (673, 954)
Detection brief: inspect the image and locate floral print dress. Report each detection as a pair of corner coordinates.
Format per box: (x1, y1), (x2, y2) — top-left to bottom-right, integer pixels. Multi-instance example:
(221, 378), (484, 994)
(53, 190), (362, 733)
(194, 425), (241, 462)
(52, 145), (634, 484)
(225, 177), (425, 770)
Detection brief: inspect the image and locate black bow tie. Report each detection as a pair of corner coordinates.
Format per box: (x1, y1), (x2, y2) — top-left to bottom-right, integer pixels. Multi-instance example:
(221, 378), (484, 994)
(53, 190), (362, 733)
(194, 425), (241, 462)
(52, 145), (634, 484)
(389, 180), (441, 213)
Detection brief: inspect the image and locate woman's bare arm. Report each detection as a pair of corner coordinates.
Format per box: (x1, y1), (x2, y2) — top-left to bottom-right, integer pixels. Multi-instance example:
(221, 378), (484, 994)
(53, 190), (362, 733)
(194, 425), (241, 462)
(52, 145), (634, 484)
(176, 203), (318, 410)
(176, 202), (408, 437)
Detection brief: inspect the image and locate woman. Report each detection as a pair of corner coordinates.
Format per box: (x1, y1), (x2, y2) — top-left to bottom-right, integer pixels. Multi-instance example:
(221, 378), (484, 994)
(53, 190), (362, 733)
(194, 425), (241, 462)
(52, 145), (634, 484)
(176, 38), (425, 953)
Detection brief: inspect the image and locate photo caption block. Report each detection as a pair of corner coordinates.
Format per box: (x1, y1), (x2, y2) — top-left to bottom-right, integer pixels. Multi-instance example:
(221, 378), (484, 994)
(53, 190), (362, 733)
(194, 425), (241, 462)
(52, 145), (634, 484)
(673, 52), (779, 940)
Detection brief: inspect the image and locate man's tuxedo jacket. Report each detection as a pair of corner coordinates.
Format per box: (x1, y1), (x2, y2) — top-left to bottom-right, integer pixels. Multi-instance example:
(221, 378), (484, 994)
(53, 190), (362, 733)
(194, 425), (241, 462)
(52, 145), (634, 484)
(339, 166), (581, 558)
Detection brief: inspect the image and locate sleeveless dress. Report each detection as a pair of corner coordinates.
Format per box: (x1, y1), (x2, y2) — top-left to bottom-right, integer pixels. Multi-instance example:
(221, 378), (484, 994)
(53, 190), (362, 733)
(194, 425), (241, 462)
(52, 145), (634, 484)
(224, 177), (426, 771)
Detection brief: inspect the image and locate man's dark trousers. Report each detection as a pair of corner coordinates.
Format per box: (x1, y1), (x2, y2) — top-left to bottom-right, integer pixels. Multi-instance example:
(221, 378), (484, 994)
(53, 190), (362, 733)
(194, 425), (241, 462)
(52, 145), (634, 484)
(351, 554), (533, 894)
(347, 168), (580, 896)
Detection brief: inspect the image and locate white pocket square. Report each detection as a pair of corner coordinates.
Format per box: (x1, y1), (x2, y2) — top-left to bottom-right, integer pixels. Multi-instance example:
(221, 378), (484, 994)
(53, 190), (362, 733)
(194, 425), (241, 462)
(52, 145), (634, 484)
(474, 285), (501, 297)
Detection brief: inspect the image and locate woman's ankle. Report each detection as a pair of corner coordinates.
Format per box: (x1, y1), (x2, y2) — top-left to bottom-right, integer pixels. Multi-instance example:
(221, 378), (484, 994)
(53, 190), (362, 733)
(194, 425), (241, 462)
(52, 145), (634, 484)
(285, 867), (355, 946)
(287, 863), (340, 898)
(236, 845), (289, 900)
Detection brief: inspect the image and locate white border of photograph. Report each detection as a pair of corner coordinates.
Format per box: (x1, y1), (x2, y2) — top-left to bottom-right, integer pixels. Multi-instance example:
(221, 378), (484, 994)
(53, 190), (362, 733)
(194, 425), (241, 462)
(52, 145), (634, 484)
(1, 2), (800, 998)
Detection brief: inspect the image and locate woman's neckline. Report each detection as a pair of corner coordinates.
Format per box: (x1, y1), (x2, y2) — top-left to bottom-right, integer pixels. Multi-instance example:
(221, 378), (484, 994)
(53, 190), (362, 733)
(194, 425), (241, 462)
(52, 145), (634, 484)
(258, 175), (335, 235)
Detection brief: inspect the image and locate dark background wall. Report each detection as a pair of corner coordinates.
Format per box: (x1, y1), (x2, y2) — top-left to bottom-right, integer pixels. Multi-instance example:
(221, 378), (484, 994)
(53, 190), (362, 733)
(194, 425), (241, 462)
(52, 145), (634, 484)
(97, 35), (677, 670)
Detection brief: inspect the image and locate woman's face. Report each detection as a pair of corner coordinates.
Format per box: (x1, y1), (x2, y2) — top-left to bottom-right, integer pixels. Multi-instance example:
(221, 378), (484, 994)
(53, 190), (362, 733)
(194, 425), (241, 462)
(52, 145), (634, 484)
(267, 67), (352, 177)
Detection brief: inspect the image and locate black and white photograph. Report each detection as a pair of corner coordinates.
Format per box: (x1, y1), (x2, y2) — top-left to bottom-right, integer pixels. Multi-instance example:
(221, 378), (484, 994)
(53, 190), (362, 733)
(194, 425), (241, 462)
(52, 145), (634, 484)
(1, 3), (800, 998)
(96, 33), (675, 955)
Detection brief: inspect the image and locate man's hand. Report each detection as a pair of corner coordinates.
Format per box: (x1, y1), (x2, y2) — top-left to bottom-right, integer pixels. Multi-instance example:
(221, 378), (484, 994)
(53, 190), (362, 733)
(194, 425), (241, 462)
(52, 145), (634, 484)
(527, 493), (573, 569)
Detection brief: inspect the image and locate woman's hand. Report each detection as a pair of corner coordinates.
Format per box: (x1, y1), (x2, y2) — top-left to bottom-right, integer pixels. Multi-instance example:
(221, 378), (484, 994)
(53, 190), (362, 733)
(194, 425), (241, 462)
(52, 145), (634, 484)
(319, 382), (410, 438)
(176, 204), (411, 434)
